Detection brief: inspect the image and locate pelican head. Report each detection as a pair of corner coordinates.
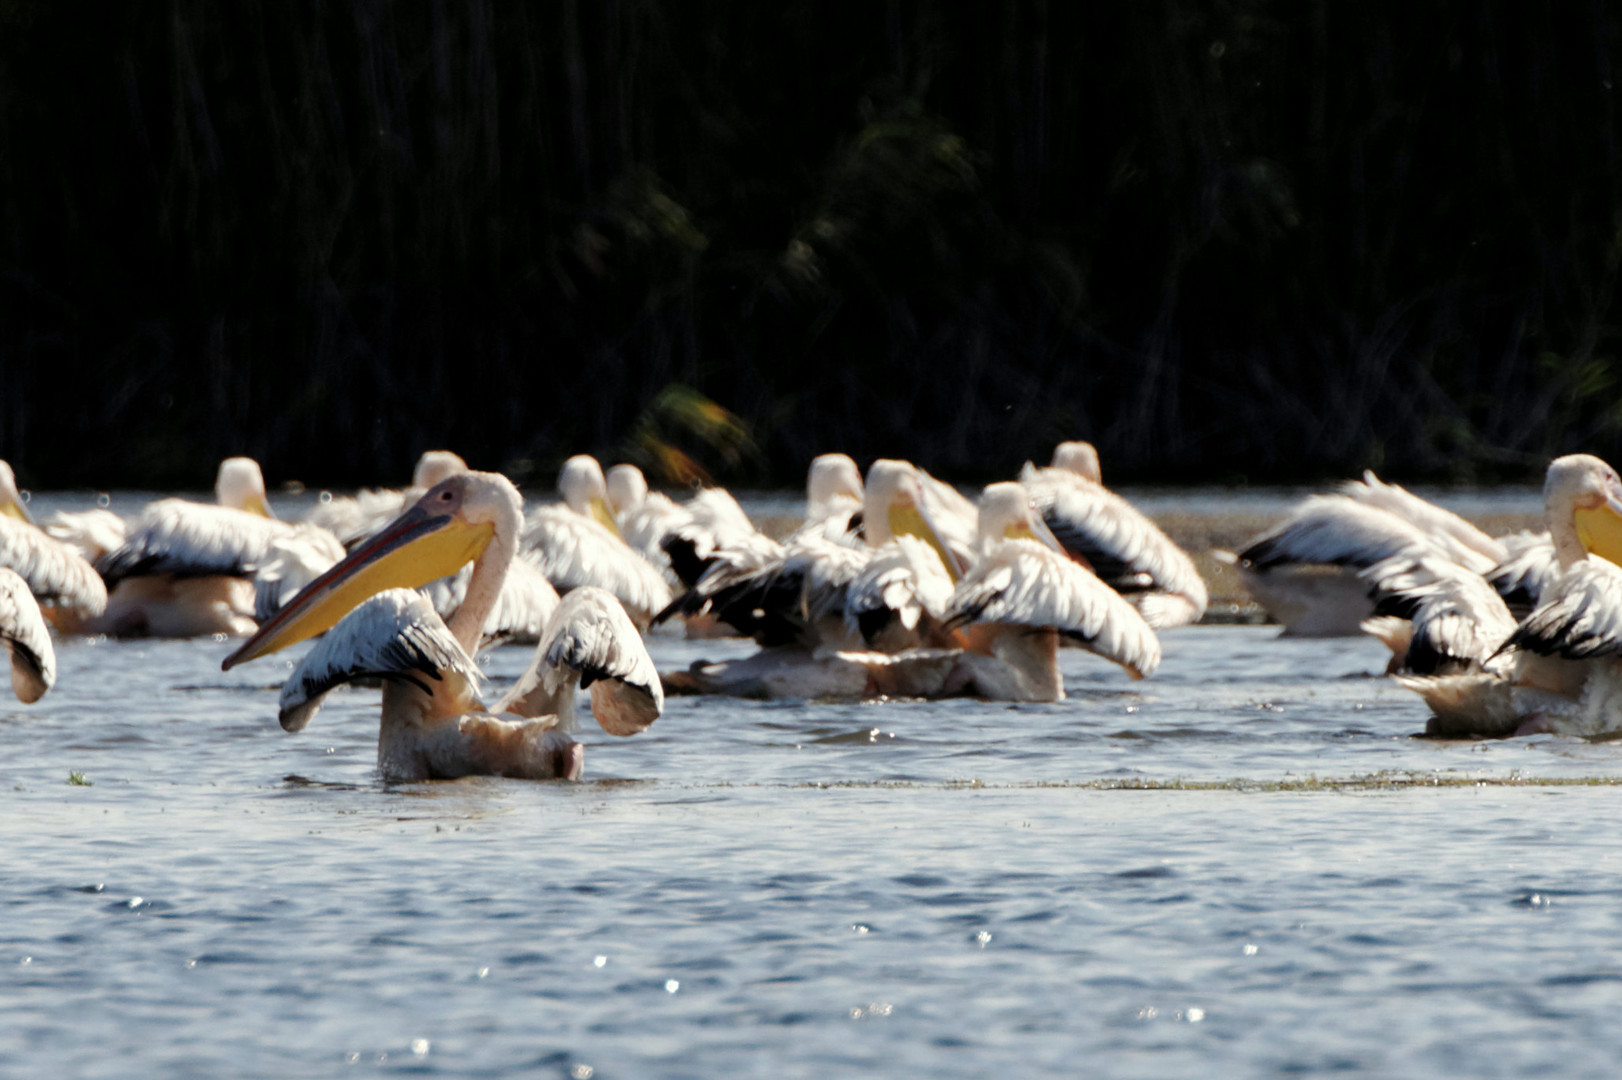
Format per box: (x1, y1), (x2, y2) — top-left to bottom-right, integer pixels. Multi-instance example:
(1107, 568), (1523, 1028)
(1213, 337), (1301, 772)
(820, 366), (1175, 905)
(1547, 454), (1622, 567)
(605, 464), (649, 516)
(216, 457), (275, 519)
(222, 471), (523, 669)
(1051, 441), (1102, 484)
(977, 482), (1063, 552)
(411, 450), (469, 489)
(807, 453), (864, 514)
(865, 459), (964, 582)
(559, 455), (620, 535)
(0, 461), (31, 524)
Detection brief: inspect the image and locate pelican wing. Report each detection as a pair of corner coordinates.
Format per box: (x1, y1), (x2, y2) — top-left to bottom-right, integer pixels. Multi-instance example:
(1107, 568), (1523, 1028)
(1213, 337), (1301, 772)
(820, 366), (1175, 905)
(619, 491), (689, 568)
(0, 516), (107, 616)
(1232, 495), (1435, 571)
(253, 524), (348, 622)
(657, 532), (866, 647)
(1022, 465), (1208, 627)
(845, 535), (953, 643)
(1360, 551), (1518, 673)
(1340, 471), (1506, 571)
(1506, 559), (1622, 661)
(521, 506), (672, 623)
(495, 586), (663, 735)
(917, 468), (981, 569)
(1485, 531), (1559, 617)
(0, 567), (54, 702)
(661, 488), (778, 588)
(947, 538), (1161, 678)
(304, 488), (413, 549)
(43, 508), (128, 565)
(98, 501), (296, 586)
(277, 589), (483, 733)
(420, 555), (560, 647)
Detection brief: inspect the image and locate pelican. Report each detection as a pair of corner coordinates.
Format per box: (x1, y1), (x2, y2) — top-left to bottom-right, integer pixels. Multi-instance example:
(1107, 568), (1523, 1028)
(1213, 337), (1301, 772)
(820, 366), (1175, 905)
(0, 567), (54, 703)
(222, 472), (661, 780)
(92, 457), (344, 638)
(1392, 454), (1622, 737)
(1214, 472), (1506, 636)
(660, 459), (969, 698)
(943, 483), (1161, 700)
(0, 462), (108, 627)
(305, 450), (469, 548)
(801, 453), (865, 539)
(520, 455), (672, 626)
(1020, 441), (1207, 628)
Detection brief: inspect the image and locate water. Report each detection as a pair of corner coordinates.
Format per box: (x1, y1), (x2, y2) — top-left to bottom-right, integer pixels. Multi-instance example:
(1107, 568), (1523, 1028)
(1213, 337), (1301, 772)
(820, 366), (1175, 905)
(7, 486), (1618, 1077)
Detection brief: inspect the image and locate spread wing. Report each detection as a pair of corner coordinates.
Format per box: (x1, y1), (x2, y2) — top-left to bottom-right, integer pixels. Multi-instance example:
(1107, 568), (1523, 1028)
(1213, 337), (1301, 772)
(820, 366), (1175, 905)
(0, 516), (107, 617)
(1022, 464), (1207, 627)
(1360, 550), (1518, 673)
(277, 589), (483, 733)
(1231, 495), (1436, 571)
(495, 586), (663, 736)
(1505, 559), (1622, 661)
(98, 501), (297, 585)
(947, 538), (1161, 678)
(845, 535), (954, 643)
(1339, 471), (1506, 571)
(0, 567), (55, 702)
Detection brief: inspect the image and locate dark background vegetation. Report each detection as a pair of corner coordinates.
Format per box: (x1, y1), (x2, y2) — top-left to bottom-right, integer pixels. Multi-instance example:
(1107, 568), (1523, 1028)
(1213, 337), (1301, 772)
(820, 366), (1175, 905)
(3, 0), (1620, 489)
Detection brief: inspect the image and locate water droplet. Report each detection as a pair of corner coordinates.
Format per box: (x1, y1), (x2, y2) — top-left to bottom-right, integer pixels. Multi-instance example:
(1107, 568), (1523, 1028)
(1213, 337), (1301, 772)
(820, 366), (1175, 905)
(1186, 1007), (1206, 1022)
(96, 493), (111, 508)
(665, 979), (680, 993)
(476, 967), (489, 979)
(1209, 40), (1226, 58)
(593, 955), (607, 968)
(1242, 943), (1258, 956)
(1137, 1006), (1159, 1020)
(211, 633), (227, 644)
(851, 924), (870, 934)
(345, 1052), (360, 1065)
(411, 1039), (429, 1057)
(185, 959), (197, 969)
(974, 931), (992, 947)
(127, 897), (144, 909)
(19, 956), (31, 966)
(1125, 705), (1138, 714)
(319, 491), (334, 504)
(572, 1066), (595, 1080)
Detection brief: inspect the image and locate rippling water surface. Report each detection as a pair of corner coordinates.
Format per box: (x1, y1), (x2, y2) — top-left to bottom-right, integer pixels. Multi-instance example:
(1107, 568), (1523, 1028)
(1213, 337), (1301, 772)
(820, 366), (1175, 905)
(7, 488), (1620, 1078)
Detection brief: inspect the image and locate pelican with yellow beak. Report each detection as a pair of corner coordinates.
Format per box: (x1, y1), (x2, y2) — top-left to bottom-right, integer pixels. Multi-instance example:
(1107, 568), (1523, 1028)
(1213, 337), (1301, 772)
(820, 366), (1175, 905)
(943, 482), (1161, 700)
(222, 472), (661, 781)
(520, 455), (672, 626)
(1393, 454), (1622, 737)
(91, 457), (343, 638)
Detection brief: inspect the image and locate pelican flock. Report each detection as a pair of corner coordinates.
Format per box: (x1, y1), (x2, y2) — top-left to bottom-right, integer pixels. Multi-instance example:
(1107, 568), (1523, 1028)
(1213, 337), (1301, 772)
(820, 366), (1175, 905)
(7, 435), (1622, 781)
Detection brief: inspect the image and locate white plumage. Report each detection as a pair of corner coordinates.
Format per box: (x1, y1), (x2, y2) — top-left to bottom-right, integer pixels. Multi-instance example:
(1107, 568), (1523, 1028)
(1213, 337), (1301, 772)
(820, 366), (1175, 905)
(0, 567), (55, 703)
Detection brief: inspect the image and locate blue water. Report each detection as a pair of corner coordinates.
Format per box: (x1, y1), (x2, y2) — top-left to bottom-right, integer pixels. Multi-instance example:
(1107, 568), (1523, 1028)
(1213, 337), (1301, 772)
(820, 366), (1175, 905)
(5, 621), (1622, 1079)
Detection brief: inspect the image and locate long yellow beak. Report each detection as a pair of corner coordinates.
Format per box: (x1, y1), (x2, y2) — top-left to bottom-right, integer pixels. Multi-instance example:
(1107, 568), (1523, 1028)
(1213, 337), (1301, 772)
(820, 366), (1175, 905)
(242, 493), (277, 520)
(0, 499), (30, 524)
(1575, 492), (1622, 567)
(589, 496), (621, 537)
(1007, 506), (1066, 555)
(888, 500), (964, 584)
(222, 503), (493, 669)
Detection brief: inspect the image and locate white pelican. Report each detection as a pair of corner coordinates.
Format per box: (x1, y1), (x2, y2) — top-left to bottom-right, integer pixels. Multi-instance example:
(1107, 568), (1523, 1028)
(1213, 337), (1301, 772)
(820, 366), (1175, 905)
(92, 457), (344, 638)
(305, 450), (469, 548)
(521, 455), (672, 626)
(943, 482), (1161, 700)
(1019, 442), (1207, 628)
(1215, 472), (1506, 636)
(223, 473), (661, 780)
(43, 508), (127, 565)
(1392, 454), (1622, 737)
(0, 462), (108, 627)
(0, 567), (54, 703)
(801, 453), (865, 539)
(660, 460), (969, 698)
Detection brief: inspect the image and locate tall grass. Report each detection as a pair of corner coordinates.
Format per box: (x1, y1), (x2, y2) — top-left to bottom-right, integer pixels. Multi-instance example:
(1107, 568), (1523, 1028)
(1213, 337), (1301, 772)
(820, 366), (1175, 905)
(1, 1), (1619, 487)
